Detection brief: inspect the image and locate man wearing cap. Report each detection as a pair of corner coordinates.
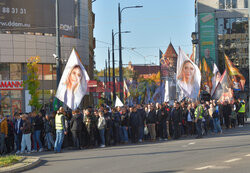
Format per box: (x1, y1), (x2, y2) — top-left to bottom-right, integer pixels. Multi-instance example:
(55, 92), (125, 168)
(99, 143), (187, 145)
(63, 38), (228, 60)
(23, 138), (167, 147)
(54, 107), (67, 153)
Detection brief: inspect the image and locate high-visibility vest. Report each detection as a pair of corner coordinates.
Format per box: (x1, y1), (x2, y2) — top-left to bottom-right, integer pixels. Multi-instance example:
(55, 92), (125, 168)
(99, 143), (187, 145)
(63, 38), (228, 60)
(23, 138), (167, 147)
(195, 105), (204, 119)
(55, 113), (64, 130)
(238, 103), (245, 113)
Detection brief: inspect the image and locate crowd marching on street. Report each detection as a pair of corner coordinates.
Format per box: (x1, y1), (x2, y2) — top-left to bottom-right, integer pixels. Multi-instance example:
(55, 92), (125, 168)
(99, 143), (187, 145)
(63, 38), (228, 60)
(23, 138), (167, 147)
(0, 98), (247, 155)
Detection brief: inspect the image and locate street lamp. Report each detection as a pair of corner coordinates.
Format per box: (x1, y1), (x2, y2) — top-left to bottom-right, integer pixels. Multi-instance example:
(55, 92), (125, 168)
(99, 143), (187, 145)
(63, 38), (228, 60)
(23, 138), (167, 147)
(118, 3), (143, 102)
(112, 30), (131, 103)
(55, 0), (61, 109)
(191, 32), (199, 65)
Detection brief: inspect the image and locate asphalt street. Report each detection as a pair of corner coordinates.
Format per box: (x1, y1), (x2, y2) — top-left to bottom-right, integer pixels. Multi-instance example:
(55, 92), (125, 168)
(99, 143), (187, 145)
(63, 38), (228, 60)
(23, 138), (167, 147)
(24, 124), (250, 173)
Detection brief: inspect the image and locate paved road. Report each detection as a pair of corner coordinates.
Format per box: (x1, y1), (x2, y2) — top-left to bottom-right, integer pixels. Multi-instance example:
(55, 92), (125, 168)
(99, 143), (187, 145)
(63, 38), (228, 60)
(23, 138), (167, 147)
(25, 125), (250, 173)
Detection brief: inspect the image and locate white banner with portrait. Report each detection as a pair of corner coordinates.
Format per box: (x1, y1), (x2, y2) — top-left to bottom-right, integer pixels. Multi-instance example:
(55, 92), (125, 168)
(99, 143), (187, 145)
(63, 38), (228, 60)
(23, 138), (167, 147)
(177, 48), (201, 100)
(56, 49), (90, 110)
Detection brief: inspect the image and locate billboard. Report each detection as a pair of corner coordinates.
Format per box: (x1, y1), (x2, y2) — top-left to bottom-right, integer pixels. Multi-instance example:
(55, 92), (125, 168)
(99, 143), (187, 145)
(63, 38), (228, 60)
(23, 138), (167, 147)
(0, 0), (76, 37)
(199, 13), (216, 70)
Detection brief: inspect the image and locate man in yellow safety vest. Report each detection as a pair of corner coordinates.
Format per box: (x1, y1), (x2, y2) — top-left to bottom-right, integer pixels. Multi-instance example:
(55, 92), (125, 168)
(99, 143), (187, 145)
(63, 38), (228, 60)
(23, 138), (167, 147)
(54, 107), (67, 153)
(238, 100), (245, 127)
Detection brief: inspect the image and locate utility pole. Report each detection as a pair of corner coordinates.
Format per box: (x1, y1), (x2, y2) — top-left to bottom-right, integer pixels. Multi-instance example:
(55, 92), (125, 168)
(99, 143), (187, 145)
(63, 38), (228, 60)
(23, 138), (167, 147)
(118, 3), (123, 101)
(112, 30), (116, 103)
(55, 0), (61, 109)
(108, 48), (111, 102)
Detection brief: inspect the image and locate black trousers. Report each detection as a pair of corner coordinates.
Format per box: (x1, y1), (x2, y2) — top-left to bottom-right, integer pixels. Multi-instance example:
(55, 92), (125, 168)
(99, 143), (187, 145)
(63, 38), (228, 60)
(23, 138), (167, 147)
(71, 130), (82, 149)
(173, 122), (181, 139)
(131, 126), (139, 143)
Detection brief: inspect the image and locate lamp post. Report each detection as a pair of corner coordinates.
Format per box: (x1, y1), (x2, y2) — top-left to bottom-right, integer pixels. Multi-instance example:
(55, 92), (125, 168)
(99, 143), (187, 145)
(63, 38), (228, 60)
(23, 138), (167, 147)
(118, 3), (142, 102)
(191, 32), (199, 65)
(55, 0), (61, 109)
(112, 30), (131, 103)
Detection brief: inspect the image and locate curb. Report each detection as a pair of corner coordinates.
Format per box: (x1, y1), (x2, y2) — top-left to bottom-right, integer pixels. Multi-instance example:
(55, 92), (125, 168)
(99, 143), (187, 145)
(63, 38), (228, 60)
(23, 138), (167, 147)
(0, 157), (41, 173)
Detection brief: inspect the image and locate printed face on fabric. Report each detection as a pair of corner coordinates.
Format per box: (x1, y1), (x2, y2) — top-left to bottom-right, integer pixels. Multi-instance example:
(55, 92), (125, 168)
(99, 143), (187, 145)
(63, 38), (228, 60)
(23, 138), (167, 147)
(182, 61), (195, 84)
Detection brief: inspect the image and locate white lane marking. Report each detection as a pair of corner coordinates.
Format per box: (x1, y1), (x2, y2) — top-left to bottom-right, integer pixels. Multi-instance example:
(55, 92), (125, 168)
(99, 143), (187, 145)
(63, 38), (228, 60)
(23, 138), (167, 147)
(195, 165), (230, 170)
(245, 154), (250, 157)
(195, 165), (214, 170)
(224, 158), (242, 163)
(188, 142), (195, 145)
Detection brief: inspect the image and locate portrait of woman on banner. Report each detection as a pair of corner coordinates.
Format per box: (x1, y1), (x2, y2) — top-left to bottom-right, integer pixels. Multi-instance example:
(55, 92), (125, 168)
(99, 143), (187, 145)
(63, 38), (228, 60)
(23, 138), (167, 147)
(177, 59), (200, 99)
(56, 64), (87, 110)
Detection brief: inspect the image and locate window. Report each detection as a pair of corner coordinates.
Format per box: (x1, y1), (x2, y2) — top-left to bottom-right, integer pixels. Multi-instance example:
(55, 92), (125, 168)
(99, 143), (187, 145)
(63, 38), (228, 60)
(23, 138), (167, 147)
(232, 0), (237, 8)
(219, 0), (225, 9)
(0, 64), (9, 80)
(220, 0), (238, 9)
(226, 0), (232, 9)
(10, 64), (22, 80)
(245, 0), (248, 8)
(43, 64), (53, 80)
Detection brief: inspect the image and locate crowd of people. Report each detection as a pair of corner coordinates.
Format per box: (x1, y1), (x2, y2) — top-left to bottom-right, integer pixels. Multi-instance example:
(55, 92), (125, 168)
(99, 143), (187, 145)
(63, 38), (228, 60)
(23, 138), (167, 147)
(0, 98), (247, 155)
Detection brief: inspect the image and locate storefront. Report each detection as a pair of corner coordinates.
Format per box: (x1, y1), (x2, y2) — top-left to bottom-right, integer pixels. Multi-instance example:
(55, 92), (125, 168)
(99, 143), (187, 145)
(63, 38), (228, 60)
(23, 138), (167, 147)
(0, 63), (57, 116)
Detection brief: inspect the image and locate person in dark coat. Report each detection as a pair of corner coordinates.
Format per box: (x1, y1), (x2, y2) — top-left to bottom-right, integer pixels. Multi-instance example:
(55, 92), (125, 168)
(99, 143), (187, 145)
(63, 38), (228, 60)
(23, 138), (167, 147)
(111, 108), (121, 145)
(171, 102), (182, 139)
(44, 114), (54, 151)
(147, 105), (157, 141)
(120, 107), (129, 143)
(129, 107), (140, 143)
(158, 105), (168, 140)
(136, 104), (146, 142)
(104, 108), (112, 146)
(32, 112), (44, 152)
(70, 109), (83, 149)
(14, 113), (23, 154)
(222, 101), (232, 129)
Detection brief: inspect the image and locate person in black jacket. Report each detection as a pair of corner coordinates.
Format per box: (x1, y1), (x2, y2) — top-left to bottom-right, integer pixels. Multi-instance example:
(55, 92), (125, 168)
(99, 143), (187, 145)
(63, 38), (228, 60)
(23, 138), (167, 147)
(32, 112), (44, 152)
(44, 114), (54, 151)
(137, 104), (146, 142)
(158, 105), (168, 140)
(222, 101), (232, 129)
(104, 108), (112, 146)
(129, 107), (140, 143)
(147, 105), (157, 141)
(171, 102), (182, 139)
(70, 109), (83, 149)
(120, 107), (129, 143)
(111, 108), (121, 145)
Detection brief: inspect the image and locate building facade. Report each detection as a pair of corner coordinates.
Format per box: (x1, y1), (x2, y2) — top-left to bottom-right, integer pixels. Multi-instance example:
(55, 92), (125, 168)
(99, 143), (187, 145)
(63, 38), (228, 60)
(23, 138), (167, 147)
(195, 0), (249, 94)
(0, 0), (95, 115)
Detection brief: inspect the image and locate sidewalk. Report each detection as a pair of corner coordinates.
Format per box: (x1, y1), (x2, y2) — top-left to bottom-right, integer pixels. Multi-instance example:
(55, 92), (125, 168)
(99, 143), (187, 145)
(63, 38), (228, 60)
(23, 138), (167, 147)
(0, 157), (40, 173)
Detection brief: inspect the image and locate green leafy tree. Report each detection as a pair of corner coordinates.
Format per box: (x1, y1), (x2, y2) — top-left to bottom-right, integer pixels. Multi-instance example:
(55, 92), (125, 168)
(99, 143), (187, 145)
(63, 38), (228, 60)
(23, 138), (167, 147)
(24, 56), (42, 112)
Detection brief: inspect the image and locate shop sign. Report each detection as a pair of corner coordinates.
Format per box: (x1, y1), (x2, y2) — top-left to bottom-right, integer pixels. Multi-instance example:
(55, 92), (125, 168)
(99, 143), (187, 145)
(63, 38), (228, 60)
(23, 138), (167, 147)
(0, 80), (23, 90)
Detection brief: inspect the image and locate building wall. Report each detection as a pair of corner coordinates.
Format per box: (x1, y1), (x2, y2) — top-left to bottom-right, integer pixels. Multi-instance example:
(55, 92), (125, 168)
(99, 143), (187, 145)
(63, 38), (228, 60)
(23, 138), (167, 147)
(0, 0), (91, 114)
(196, 0), (249, 93)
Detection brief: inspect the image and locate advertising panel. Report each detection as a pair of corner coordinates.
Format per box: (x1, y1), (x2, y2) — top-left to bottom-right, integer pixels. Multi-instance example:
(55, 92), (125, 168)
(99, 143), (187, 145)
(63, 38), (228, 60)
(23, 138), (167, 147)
(0, 0), (76, 37)
(199, 13), (216, 70)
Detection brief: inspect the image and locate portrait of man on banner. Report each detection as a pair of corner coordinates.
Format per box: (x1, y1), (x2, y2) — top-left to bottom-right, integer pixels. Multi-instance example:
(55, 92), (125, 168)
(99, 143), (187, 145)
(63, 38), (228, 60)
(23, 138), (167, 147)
(56, 49), (89, 110)
(177, 48), (201, 100)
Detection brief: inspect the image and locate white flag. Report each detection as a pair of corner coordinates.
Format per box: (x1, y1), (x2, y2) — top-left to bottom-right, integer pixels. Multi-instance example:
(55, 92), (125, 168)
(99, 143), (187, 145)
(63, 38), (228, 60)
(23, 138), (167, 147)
(56, 49), (89, 110)
(164, 80), (169, 102)
(115, 96), (124, 107)
(211, 63), (221, 96)
(176, 48), (201, 100)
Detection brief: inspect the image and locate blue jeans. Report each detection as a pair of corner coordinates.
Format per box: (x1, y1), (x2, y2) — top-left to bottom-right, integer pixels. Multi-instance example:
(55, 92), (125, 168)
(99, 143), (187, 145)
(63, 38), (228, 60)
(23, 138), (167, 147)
(33, 130), (42, 150)
(15, 133), (22, 151)
(99, 129), (105, 145)
(21, 133), (31, 152)
(120, 126), (128, 142)
(45, 133), (54, 150)
(213, 118), (222, 133)
(196, 120), (202, 137)
(54, 130), (64, 152)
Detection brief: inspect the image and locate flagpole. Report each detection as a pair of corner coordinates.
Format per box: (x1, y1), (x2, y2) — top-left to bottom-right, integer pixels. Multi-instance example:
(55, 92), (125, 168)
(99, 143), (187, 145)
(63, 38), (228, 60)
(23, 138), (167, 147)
(159, 49), (162, 104)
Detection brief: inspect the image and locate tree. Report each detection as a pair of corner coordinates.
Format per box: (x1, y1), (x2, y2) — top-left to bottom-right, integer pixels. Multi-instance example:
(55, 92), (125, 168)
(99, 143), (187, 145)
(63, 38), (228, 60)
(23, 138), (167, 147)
(24, 56), (42, 112)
